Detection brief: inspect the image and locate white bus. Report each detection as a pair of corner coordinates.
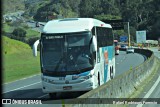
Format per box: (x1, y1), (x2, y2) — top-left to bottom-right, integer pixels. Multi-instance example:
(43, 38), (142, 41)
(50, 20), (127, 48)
(33, 18), (115, 98)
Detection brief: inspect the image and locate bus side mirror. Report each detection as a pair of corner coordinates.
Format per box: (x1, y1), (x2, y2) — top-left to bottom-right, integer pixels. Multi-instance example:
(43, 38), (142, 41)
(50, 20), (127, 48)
(92, 36), (97, 52)
(33, 39), (40, 57)
(89, 36), (97, 64)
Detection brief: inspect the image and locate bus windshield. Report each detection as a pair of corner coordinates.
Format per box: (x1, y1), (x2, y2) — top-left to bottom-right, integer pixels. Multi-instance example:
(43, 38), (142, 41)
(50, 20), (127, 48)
(41, 31), (94, 75)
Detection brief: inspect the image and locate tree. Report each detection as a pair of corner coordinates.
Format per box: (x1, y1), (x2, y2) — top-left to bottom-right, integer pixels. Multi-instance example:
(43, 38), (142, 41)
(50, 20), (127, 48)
(137, 0), (160, 40)
(79, 0), (102, 17)
(101, 0), (120, 16)
(79, 0), (93, 17)
(12, 28), (26, 37)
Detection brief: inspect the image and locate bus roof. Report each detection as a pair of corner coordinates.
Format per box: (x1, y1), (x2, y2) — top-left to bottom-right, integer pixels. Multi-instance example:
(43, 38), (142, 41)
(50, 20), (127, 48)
(43, 18), (112, 33)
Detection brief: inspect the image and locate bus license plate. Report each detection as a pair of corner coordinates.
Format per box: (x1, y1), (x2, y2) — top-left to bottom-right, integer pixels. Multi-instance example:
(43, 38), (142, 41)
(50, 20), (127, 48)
(63, 86), (72, 90)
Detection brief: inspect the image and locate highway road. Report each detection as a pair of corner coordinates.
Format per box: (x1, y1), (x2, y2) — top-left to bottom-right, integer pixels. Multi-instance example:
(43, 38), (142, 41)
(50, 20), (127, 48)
(26, 21), (44, 32)
(136, 47), (160, 107)
(115, 51), (145, 76)
(148, 47), (160, 59)
(2, 51), (145, 107)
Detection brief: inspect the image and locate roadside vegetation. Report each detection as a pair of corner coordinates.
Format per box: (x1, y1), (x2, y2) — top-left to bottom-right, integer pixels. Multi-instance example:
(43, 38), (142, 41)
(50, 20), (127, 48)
(3, 0), (160, 40)
(2, 36), (40, 83)
(2, 22), (40, 47)
(2, 0), (25, 15)
(3, 23), (15, 33)
(2, 20), (40, 83)
(25, 28), (40, 38)
(32, 0), (159, 40)
(2, 23), (40, 38)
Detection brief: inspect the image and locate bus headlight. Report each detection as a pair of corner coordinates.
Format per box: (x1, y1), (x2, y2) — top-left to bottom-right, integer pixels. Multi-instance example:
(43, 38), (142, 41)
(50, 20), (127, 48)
(72, 75), (80, 80)
(42, 77), (55, 84)
(48, 79), (55, 84)
(42, 77), (48, 82)
(83, 75), (93, 80)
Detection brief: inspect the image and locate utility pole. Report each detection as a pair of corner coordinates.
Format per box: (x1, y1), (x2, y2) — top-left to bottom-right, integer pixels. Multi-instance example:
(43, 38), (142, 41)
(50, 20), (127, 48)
(124, 22), (131, 46)
(127, 22), (131, 47)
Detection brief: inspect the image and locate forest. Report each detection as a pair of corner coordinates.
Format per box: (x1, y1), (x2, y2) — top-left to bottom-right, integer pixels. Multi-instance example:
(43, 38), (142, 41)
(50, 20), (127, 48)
(3, 0), (160, 41)
(32, 0), (160, 41)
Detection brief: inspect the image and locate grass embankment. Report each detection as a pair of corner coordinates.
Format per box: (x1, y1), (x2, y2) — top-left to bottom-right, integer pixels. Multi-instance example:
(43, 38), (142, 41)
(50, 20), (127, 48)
(3, 23), (15, 33)
(2, 36), (40, 83)
(25, 29), (40, 38)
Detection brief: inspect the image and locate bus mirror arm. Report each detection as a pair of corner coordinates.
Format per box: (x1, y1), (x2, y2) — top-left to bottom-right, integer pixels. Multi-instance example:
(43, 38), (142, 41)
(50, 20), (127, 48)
(33, 39), (40, 57)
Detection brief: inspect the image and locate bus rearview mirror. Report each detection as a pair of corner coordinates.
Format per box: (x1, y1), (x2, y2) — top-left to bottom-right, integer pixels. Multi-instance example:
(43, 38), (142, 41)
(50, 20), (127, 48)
(33, 39), (40, 57)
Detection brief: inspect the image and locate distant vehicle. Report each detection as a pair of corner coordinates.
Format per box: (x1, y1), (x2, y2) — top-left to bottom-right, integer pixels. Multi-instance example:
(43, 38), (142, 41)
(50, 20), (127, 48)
(126, 47), (134, 54)
(36, 22), (40, 27)
(114, 40), (119, 55)
(33, 18), (115, 98)
(121, 45), (128, 49)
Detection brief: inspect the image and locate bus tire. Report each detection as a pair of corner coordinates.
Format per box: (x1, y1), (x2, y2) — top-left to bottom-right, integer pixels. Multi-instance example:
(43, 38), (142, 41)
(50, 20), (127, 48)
(49, 93), (57, 99)
(112, 66), (114, 79)
(98, 73), (100, 86)
(110, 67), (113, 79)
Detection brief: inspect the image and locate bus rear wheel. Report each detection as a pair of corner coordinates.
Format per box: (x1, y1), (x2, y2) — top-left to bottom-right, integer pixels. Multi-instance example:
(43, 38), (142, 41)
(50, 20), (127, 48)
(110, 67), (113, 79)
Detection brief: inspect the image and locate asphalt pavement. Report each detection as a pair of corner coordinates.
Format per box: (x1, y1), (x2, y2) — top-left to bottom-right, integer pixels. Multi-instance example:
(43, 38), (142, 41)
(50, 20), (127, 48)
(26, 21), (44, 33)
(115, 51), (145, 76)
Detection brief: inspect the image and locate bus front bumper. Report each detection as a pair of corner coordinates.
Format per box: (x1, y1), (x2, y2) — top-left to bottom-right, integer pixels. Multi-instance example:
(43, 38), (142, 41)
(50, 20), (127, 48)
(41, 78), (95, 93)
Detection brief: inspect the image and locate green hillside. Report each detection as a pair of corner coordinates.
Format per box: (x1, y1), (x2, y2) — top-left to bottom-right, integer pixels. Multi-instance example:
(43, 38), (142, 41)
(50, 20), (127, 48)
(2, 36), (40, 83)
(3, 0), (25, 14)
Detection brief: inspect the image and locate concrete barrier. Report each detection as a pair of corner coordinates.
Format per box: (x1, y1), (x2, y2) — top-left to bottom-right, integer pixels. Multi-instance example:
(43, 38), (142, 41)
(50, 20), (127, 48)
(65, 49), (160, 107)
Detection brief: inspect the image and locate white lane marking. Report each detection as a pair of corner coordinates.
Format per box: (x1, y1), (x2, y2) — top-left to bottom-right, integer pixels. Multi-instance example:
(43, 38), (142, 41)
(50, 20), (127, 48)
(3, 74), (41, 85)
(3, 81), (41, 94)
(38, 94), (48, 98)
(136, 76), (160, 107)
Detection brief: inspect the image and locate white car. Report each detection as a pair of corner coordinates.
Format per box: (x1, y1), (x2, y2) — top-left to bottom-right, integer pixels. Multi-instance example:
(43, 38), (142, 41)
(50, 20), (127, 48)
(126, 47), (134, 54)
